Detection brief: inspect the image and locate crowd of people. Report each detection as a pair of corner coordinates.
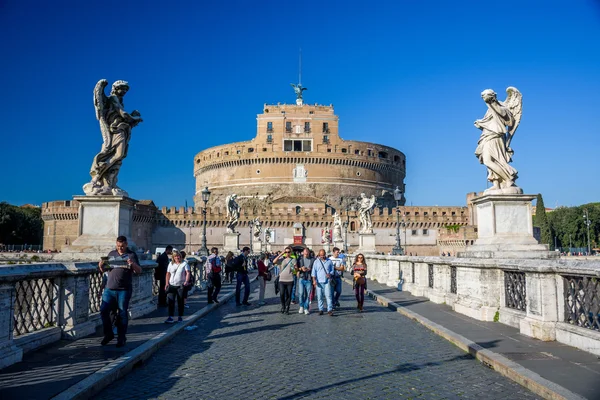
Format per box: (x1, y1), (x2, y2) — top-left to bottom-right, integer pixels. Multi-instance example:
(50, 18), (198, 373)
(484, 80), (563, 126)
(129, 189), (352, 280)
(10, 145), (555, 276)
(96, 237), (370, 347)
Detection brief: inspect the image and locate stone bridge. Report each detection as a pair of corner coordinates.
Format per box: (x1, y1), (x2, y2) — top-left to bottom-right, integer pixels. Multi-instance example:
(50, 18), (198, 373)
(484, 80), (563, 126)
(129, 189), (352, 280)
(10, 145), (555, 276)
(0, 255), (599, 399)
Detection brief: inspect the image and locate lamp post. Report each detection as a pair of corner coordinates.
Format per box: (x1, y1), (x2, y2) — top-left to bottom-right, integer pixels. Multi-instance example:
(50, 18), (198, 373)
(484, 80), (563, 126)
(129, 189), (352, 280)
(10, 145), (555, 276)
(392, 186), (403, 255)
(343, 203), (351, 253)
(584, 209), (592, 255)
(199, 186), (210, 256)
(249, 220), (254, 254)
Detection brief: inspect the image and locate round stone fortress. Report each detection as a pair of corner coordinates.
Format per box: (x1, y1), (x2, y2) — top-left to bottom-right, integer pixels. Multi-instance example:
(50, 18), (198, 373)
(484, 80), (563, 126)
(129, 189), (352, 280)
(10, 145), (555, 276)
(194, 102), (406, 210)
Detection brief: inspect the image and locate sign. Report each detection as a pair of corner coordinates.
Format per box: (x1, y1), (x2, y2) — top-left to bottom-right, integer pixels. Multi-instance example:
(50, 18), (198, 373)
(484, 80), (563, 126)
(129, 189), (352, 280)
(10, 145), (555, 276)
(293, 236), (303, 245)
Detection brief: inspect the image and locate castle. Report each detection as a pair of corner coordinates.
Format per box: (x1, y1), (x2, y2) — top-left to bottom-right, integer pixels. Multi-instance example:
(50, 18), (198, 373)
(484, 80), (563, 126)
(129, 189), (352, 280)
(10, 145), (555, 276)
(42, 91), (474, 255)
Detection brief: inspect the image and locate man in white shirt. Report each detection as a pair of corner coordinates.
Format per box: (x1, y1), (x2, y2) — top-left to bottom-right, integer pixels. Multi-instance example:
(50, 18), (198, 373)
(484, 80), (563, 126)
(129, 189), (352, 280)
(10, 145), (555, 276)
(329, 247), (344, 309)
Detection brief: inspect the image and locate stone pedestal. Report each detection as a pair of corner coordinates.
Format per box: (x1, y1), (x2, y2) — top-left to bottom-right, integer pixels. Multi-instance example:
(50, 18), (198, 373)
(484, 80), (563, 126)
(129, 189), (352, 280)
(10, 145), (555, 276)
(357, 233), (377, 254)
(0, 283), (23, 369)
(322, 243), (331, 254)
(223, 233), (240, 253)
(458, 194), (556, 259)
(253, 240), (262, 253)
(62, 195), (137, 260)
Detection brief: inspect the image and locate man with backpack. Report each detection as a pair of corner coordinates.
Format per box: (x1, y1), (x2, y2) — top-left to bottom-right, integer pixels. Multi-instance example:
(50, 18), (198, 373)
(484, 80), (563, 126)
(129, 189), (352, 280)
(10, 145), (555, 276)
(206, 247), (223, 304)
(234, 247), (252, 306)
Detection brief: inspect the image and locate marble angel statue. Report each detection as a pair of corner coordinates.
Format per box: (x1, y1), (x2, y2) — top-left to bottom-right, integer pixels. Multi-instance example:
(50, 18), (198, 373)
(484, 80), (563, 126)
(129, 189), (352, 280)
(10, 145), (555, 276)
(264, 228), (273, 244)
(226, 194), (240, 233)
(83, 79), (142, 196)
(358, 193), (376, 234)
(332, 212), (344, 242)
(253, 217), (262, 239)
(321, 227), (331, 244)
(474, 87), (523, 194)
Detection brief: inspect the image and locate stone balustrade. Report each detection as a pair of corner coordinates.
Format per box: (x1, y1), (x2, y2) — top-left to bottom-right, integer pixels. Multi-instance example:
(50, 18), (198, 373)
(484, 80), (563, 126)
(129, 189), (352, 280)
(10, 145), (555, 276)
(0, 259), (158, 369)
(360, 254), (600, 356)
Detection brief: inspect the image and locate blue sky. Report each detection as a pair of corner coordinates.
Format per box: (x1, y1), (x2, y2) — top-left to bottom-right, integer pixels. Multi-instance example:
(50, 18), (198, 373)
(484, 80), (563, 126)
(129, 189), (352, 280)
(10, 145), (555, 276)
(1, 0), (599, 208)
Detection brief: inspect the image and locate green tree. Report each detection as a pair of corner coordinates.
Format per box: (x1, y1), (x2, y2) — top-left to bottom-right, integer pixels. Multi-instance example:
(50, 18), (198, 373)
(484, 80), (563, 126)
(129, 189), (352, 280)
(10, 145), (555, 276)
(0, 202), (43, 246)
(534, 194), (552, 248)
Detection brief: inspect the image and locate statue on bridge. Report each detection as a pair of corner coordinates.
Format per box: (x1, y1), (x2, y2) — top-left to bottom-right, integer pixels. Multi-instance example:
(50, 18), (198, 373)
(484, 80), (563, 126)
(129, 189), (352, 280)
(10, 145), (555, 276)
(84, 79), (143, 196)
(358, 193), (376, 234)
(332, 212), (344, 242)
(252, 217), (262, 240)
(474, 87), (523, 194)
(226, 194), (240, 233)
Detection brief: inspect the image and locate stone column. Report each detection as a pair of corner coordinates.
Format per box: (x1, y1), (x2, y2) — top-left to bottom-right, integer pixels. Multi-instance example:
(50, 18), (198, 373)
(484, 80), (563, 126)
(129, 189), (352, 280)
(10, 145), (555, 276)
(357, 233), (376, 254)
(223, 233), (240, 253)
(59, 272), (97, 339)
(0, 283), (23, 369)
(519, 272), (559, 341)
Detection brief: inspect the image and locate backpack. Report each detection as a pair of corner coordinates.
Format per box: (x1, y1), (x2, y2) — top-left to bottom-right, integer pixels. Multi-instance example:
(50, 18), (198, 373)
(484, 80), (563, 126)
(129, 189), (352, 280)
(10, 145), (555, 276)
(210, 256), (222, 274)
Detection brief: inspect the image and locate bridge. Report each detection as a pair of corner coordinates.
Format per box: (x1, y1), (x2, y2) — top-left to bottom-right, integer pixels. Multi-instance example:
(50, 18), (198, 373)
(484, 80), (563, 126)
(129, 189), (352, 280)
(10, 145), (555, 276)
(0, 256), (599, 399)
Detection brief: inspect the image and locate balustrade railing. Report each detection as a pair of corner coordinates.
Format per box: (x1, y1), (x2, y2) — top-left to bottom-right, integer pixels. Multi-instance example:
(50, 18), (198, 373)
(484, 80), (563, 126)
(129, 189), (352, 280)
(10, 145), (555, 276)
(13, 278), (56, 336)
(428, 264), (434, 288)
(563, 275), (600, 331)
(89, 270), (104, 314)
(450, 266), (457, 294)
(504, 271), (526, 311)
(411, 263), (415, 284)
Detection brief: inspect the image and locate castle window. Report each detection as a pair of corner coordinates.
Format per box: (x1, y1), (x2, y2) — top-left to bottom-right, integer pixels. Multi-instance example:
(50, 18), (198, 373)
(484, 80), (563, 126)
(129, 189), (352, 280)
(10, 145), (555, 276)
(424, 212), (428, 216)
(451, 211), (456, 216)
(217, 152), (220, 157)
(295, 206), (302, 215)
(356, 171), (361, 176)
(283, 139), (312, 152)
(256, 169), (261, 174)
(267, 134), (273, 143)
(327, 148), (332, 153)
(378, 151), (388, 159)
(286, 121), (292, 133)
(267, 122), (273, 133)
(323, 135), (329, 143)
(367, 149), (373, 157)
(354, 149), (360, 155)
(442, 212), (447, 216)
(350, 221), (356, 231)
(433, 212), (437, 216)
(422, 229), (429, 235)
(323, 122), (329, 133)
(224, 151), (229, 156)
(411, 230), (418, 236)
(304, 122), (311, 133)
(309, 110), (314, 114)
(65, 201), (71, 207)
(262, 147), (267, 152)
(415, 212), (419, 216)
(248, 148), (254, 153)
(341, 148), (347, 153)
(236, 150), (241, 155)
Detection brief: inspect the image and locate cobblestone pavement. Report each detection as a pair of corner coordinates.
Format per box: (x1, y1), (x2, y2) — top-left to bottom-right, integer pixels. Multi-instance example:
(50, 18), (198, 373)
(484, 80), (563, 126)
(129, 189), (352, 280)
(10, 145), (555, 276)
(97, 281), (540, 400)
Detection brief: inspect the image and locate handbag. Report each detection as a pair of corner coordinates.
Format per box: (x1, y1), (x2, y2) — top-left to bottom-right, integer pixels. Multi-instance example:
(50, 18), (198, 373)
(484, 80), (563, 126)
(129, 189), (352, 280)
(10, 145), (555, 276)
(265, 270), (272, 282)
(273, 258), (294, 294)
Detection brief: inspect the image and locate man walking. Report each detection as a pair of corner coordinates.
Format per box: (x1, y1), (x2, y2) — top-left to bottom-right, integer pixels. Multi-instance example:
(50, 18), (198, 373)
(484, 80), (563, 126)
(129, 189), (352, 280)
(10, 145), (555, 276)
(98, 236), (142, 347)
(234, 247), (252, 306)
(329, 247), (344, 309)
(312, 249), (334, 316)
(155, 245), (172, 307)
(297, 247), (314, 315)
(206, 247), (223, 304)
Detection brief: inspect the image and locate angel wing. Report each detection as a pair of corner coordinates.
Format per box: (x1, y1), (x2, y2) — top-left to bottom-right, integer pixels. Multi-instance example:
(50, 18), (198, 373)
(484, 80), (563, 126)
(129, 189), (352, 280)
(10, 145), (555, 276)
(225, 195), (232, 217)
(93, 79), (110, 149)
(502, 86), (522, 147)
(368, 195), (377, 211)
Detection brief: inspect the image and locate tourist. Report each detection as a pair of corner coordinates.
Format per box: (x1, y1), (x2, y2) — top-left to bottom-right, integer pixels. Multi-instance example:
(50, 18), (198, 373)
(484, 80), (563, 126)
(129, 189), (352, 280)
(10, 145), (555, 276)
(180, 251), (191, 309)
(273, 246), (297, 314)
(312, 249), (334, 316)
(99, 236), (142, 347)
(165, 250), (191, 323)
(206, 247), (222, 304)
(224, 251), (235, 283)
(257, 253), (268, 305)
(234, 247), (252, 306)
(155, 245), (172, 307)
(329, 247), (344, 309)
(351, 253), (368, 312)
(297, 247), (314, 315)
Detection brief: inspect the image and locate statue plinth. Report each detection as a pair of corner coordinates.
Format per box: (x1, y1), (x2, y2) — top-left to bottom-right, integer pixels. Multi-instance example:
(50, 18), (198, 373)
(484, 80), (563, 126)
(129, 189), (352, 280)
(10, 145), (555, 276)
(357, 233), (377, 254)
(253, 239), (262, 253)
(62, 195), (137, 260)
(223, 232), (240, 253)
(458, 194), (557, 259)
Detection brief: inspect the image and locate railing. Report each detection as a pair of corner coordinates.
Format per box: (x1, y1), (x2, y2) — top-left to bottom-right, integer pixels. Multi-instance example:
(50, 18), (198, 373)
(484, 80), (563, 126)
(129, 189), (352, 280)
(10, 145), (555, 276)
(411, 263), (415, 283)
(504, 271), (526, 311)
(450, 266), (457, 294)
(428, 264), (434, 288)
(89, 270), (103, 314)
(564, 275), (600, 331)
(13, 278), (56, 336)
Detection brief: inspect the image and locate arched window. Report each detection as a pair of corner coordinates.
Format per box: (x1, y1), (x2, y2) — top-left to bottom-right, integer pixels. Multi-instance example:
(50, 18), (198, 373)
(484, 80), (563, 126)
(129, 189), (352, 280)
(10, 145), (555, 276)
(350, 221), (356, 231)
(295, 205), (302, 215)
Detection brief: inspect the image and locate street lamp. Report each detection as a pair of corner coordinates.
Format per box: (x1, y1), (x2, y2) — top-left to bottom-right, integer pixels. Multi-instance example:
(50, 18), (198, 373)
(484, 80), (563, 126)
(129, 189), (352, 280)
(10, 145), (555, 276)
(199, 186), (211, 256)
(248, 220), (254, 254)
(583, 209), (592, 255)
(392, 186), (403, 255)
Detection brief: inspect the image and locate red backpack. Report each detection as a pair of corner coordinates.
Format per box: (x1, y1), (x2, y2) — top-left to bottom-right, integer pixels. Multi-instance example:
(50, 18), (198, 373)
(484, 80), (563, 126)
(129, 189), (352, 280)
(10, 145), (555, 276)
(211, 257), (222, 274)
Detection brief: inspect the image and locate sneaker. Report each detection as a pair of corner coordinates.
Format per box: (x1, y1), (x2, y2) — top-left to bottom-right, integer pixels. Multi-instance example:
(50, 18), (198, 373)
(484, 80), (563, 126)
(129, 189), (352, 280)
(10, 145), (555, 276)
(298, 307), (304, 314)
(319, 311), (324, 316)
(214, 299), (219, 304)
(177, 317), (183, 322)
(164, 317), (174, 324)
(100, 333), (114, 346)
(116, 339), (126, 348)
(328, 311), (334, 316)
(304, 309), (310, 315)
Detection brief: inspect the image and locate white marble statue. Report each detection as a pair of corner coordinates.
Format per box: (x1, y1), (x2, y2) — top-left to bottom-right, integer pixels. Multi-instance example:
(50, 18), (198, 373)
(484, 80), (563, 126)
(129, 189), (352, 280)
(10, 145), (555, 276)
(226, 194), (240, 233)
(358, 193), (376, 234)
(332, 212), (343, 242)
(83, 79), (143, 196)
(253, 217), (262, 239)
(474, 87), (523, 194)
(322, 227), (331, 244)
(264, 228), (273, 244)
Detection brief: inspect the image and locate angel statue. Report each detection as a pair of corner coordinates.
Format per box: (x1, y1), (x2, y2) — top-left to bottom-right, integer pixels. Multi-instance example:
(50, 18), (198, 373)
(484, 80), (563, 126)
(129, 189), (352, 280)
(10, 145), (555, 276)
(290, 83), (307, 100)
(321, 228), (331, 244)
(332, 212), (344, 242)
(264, 228), (273, 244)
(474, 87), (523, 194)
(253, 217), (262, 239)
(358, 193), (376, 234)
(83, 79), (143, 196)
(225, 194), (240, 233)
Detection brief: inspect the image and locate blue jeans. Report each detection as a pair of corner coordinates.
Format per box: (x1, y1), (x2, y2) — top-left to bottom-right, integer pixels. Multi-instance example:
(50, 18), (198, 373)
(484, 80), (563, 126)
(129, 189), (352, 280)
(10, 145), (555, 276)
(236, 273), (250, 304)
(298, 279), (312, 310)
(100, 288), (132, 341)
(316, 282), (333, 312)
(331, 276), (342, 305)
(291, 275), (298, 301)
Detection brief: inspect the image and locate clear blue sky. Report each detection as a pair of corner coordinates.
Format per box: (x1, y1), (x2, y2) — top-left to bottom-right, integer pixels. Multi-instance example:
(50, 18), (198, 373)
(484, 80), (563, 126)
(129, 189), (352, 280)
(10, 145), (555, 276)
(1, 0), (599, 209)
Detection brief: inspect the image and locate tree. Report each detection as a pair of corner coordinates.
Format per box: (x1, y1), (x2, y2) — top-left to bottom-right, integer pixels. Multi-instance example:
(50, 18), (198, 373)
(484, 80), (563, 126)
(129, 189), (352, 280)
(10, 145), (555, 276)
(0, 202), (43, 246)
(534, 194), (552, 248)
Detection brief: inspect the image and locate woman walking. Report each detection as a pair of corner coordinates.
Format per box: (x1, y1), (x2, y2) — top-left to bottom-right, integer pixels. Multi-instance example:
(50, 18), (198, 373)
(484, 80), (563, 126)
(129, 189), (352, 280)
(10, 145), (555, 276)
(165, 250), (191, 323)
(273, 246), (297, 314)
(351, 253), (367, 312)
(224, 251), (235, 284)
(257, 253), (268, 305)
